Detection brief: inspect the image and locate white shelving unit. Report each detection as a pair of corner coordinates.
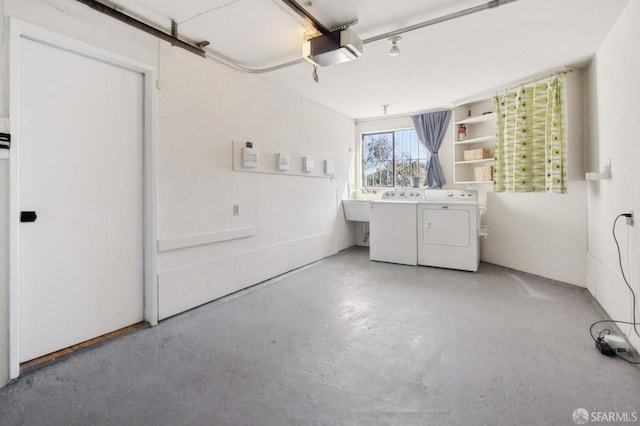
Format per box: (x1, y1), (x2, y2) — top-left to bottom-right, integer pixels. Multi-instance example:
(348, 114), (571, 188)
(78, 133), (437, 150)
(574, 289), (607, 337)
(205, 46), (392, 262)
(453, 99), (496, 184)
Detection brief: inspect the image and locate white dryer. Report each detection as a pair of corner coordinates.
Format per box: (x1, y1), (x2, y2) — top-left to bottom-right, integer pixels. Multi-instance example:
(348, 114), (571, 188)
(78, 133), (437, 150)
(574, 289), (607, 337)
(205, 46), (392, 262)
(417, 189), (479, 272)
(369, 189), (425, 266)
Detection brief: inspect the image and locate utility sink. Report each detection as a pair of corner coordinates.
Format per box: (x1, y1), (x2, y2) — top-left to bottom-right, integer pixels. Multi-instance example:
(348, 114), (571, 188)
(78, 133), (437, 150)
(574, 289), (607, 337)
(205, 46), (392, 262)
(342, 200), (370, 222)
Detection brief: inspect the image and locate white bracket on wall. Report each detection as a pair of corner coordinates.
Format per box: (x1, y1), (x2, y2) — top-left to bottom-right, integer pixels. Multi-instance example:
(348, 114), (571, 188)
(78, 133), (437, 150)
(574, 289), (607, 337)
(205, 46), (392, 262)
(585, 157), (611, 180)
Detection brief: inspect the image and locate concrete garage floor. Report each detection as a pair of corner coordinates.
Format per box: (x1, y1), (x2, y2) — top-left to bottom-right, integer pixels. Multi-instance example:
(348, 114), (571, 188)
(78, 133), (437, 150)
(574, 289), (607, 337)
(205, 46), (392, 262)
(1, 247), (639, 425)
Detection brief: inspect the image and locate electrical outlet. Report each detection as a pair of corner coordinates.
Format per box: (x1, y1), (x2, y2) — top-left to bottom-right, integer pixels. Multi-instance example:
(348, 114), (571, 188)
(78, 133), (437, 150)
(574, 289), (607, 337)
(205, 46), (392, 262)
(233, 204), (239, 216)
(626, 211), (634, 226)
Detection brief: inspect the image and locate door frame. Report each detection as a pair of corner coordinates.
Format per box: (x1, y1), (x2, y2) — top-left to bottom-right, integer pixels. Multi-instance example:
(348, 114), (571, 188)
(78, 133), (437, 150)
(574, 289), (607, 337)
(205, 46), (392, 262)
(8, 19), (158, 380)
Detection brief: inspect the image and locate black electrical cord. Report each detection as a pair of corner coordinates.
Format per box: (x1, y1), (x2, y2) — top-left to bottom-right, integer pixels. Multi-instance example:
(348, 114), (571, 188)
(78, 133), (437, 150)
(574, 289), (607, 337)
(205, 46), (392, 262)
(589, 320), (640, 364)
(612, 214), (640, 339)
(587, 214), (640, 365)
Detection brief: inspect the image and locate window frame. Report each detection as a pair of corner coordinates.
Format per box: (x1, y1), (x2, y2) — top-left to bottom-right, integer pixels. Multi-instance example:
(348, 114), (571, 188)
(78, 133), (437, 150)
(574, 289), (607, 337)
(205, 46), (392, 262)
(360, 127), (426, 188)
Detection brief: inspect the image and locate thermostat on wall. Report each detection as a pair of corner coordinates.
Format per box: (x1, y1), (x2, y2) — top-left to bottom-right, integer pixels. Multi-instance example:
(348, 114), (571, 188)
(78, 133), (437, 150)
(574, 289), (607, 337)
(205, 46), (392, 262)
(277, 152), (290, 171)
(324, 159), (334, 175)
(242, 147), (258, 168)
(303, 156), (314, 173)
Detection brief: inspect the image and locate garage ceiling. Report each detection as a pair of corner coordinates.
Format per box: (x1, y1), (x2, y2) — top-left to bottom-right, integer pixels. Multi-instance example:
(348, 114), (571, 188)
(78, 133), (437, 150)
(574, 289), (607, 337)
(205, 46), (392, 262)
(106, 0), (630, 119)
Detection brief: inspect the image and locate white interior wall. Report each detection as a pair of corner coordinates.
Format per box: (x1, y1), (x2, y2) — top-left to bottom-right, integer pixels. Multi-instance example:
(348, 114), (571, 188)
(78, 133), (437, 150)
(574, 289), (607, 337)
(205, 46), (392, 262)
(480, 71), (588, 286)
(155, 46), (356, 318)
(0, 0), (355, 386)
(585, 0), (640, 350)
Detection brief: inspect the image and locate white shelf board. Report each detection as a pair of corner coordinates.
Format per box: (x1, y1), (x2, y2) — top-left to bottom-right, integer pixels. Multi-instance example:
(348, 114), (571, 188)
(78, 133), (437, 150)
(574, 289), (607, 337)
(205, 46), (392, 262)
(454, 158), (495, 165)
(454, 135), (496, 145)
(454, 180), (494, 184)
(454, 112), (495, 125)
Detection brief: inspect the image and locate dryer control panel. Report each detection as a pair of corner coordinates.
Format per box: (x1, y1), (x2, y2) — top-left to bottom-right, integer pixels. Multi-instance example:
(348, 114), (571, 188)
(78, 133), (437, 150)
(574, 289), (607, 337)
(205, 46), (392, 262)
(423, 189), (478, 202)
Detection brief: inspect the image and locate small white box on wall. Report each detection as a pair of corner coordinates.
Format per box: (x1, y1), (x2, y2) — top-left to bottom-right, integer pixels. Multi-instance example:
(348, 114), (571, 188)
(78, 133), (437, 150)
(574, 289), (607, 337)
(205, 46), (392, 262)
(276, 152), (290, 171)
(324, 159), (334, 175)
(241, 147), (258, 168)
(303, 156), (314, 173)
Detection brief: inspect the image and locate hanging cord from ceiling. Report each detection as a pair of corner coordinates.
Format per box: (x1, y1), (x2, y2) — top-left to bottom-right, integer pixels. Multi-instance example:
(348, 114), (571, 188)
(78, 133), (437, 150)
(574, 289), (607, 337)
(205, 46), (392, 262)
(74, 0), (521, 73)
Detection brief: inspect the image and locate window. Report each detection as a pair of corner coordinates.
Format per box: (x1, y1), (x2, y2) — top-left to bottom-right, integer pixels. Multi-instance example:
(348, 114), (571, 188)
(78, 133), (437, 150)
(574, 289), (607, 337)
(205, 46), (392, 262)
(362, 129), (427, 187)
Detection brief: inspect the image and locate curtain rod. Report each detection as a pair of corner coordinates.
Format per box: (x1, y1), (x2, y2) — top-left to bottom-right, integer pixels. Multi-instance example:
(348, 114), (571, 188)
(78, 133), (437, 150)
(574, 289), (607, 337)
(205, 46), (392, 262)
(452, 66), (577, 105)
(357, 66), (576, 123)
(497, 68), (573, 94)
(355, 106), (451, 124)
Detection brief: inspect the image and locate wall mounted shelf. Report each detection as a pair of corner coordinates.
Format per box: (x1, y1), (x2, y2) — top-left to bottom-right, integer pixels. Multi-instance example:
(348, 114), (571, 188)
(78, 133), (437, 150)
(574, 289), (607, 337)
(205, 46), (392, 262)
(453, 99), (496, 184)
(454, 112), (495, 125)
(454, 158), (494, 165)
(453, 135), (496, 145)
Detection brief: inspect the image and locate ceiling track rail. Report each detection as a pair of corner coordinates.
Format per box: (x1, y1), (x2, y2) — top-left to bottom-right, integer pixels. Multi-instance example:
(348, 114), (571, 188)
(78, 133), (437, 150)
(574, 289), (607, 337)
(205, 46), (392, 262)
(280, 0), (333, 36)
(74, 0), (206, 57)
(363, 0), (519, 44)
(74, 0), (520, 74)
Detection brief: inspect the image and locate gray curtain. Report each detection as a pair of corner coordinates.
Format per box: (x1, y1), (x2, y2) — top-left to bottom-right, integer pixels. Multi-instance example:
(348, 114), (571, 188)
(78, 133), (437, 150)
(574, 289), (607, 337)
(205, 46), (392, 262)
(411, 110), (451, 188)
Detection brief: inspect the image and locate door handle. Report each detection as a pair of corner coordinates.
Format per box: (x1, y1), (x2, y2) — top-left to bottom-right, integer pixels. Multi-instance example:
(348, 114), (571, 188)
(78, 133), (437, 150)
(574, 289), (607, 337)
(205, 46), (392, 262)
(20, 211), (37, 223)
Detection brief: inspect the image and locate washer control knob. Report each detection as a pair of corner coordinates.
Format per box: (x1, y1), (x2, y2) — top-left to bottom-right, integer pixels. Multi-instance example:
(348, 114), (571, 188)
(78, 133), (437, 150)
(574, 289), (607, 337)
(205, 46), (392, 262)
(447, 192), (453, 197)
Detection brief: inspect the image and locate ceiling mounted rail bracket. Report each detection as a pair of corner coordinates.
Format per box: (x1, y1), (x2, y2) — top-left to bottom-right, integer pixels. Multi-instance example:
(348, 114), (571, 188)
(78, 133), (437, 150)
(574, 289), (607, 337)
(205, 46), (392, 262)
(74, 0), (206, 57)
(280, 0), (332, 35)
(330, 20), (359, 33)
(171, 19), (178, 40)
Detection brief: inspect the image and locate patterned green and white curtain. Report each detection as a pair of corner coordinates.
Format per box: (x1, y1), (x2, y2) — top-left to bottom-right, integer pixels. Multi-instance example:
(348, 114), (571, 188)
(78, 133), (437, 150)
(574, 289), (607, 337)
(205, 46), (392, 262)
(493, 74), (566, 193)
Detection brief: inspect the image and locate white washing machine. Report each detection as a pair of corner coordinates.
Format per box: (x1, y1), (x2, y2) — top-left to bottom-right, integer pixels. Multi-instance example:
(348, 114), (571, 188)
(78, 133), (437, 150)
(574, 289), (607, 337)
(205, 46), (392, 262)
(369, 189), (425, 266)
(417, 189), (479, 272)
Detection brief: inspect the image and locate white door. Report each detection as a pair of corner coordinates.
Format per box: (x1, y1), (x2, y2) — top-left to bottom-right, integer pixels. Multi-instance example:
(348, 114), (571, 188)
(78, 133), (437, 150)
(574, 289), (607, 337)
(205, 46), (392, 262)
(17, 37), (145, 362)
